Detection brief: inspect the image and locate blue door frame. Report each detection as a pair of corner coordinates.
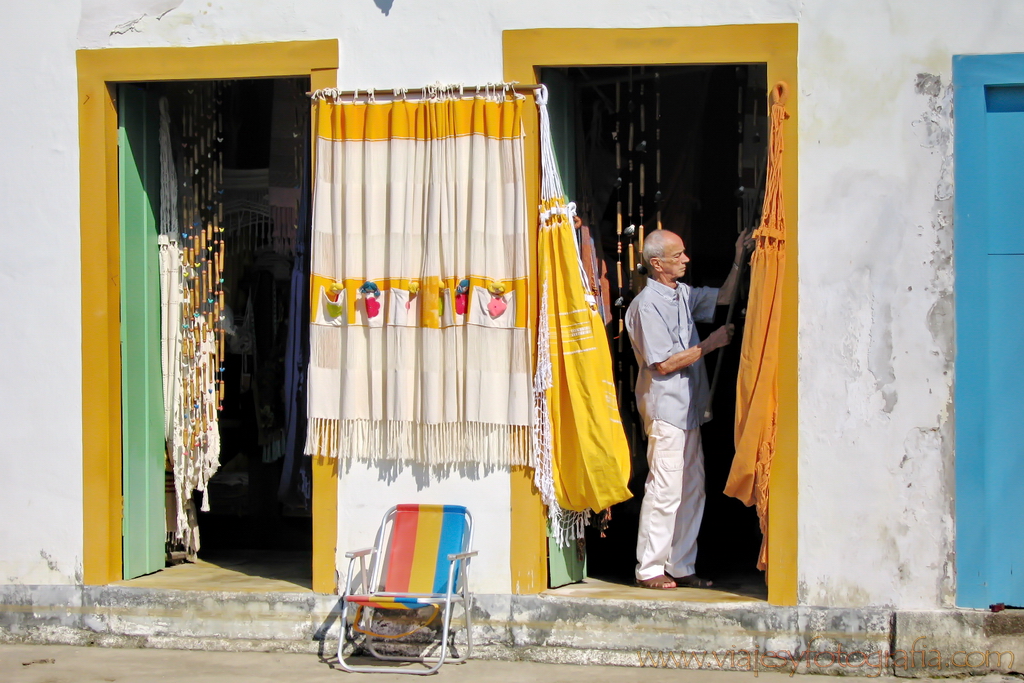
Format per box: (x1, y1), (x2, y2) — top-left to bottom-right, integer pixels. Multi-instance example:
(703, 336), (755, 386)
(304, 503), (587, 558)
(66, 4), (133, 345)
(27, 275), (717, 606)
(954, 53), (1024, 608)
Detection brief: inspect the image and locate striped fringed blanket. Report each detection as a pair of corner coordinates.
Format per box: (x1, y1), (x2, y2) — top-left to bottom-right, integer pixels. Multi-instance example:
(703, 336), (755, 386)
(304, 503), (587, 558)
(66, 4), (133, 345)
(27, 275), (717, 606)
(305, 85), (532, 467)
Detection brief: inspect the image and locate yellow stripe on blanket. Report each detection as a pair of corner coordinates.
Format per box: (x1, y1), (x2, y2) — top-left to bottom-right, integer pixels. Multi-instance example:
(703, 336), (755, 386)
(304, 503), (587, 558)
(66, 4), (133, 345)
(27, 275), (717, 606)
(317, 98), (523, 142)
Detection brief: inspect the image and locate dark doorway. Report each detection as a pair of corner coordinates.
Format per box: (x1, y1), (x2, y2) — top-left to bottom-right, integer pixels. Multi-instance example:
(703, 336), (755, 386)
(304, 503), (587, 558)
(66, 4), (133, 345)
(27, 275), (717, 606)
(131, 77), (314, 587)
(544, 64), (768, 597)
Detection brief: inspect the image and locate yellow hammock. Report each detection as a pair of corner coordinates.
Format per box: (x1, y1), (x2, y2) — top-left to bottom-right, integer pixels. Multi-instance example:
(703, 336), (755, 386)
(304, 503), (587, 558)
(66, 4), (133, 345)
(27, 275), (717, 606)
(533, 87), (631, 543)
(724, 82), (790, 571)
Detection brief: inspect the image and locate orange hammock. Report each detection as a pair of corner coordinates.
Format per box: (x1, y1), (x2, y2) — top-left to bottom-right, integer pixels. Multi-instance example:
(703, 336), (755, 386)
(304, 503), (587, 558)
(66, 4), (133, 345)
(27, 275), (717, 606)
(724, 82), (790, 571)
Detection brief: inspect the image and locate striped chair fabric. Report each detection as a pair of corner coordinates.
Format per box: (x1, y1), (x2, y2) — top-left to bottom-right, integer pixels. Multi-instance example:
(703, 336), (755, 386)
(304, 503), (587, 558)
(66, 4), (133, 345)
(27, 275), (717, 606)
(346, 504), (468, 610)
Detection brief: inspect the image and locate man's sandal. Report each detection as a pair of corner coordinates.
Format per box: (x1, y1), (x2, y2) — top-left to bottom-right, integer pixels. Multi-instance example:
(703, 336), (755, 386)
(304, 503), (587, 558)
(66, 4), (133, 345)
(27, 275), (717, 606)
(669, 574), (714, 588)
(636, 575), (677, 590)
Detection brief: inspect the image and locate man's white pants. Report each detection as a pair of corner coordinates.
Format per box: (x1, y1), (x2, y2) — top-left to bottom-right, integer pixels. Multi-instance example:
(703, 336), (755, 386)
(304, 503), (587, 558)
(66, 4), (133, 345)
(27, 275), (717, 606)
(635, 419), (706, 582)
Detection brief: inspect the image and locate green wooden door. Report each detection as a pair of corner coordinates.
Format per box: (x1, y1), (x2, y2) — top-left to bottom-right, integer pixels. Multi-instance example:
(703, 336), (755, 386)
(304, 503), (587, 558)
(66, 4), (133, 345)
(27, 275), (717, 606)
(118, 85), (166, 579)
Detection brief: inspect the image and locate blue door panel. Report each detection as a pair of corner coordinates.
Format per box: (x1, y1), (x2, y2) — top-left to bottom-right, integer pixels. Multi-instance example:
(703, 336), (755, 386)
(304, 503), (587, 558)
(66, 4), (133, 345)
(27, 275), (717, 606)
(985, 85), (1024, 113)
(955, 53), (1024, 608)
(955, 54), (1024, 87)
(986, 255), (1024, 602)
(985, 113), (1024, 254)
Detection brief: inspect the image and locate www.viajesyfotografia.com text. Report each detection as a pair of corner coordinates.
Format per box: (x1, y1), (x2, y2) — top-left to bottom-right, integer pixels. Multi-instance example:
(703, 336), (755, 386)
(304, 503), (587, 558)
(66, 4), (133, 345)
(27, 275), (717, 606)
(636, 638), (1015, 677)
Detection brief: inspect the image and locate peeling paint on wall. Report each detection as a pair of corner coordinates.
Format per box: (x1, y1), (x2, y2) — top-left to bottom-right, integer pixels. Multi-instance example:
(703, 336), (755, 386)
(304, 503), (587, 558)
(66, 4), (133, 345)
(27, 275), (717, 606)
(797, 60), (960, 608)
(79, 0), (183, 44)
(39, 550), (61, 574)
(890, 73), (956, 607)
(916, 73), (957, 607)
(913, 73), (955, 202)
(869, 300), (897, 413)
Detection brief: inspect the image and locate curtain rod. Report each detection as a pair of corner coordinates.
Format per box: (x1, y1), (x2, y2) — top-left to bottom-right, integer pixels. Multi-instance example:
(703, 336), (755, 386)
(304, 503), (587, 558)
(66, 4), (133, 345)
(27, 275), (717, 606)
(306, 84), (543, 97)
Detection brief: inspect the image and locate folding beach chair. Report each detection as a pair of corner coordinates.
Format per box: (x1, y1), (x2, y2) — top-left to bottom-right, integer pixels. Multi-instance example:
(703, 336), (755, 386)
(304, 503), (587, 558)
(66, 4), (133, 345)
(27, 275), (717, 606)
(337, 504), (477, 675)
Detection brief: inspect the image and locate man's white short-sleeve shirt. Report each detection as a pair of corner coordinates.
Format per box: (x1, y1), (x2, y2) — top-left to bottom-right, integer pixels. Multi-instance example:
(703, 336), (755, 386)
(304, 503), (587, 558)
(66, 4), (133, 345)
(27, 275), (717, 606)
(624, 279), (719, 431)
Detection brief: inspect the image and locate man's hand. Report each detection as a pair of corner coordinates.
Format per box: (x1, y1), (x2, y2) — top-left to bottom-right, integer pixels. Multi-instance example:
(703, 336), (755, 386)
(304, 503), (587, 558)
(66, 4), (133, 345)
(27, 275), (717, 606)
(735, 228), (755, 265)
(718, 230), (755, 305)
(701, 324), (735, 354)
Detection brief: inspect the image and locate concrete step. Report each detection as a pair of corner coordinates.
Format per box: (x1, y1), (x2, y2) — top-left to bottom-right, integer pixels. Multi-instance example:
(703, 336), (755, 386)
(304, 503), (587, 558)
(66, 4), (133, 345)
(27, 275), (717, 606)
(1, 585), (1022, 677)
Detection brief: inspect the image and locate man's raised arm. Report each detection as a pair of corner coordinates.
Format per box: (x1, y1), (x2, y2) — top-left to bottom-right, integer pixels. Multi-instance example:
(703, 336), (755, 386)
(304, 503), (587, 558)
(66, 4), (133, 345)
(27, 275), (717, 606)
(716, 228), (754, 305)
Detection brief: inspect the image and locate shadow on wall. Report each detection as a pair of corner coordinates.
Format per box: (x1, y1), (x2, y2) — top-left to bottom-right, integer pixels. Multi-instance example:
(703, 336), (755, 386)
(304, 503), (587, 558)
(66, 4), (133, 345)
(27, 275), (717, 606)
(342, 459), (498, 489)
(374, 0), (394, 16)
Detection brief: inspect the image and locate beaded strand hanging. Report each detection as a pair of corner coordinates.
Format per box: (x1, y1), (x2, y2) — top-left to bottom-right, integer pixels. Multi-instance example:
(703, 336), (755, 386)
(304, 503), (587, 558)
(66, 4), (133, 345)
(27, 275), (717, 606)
(176, 81), (227, 515)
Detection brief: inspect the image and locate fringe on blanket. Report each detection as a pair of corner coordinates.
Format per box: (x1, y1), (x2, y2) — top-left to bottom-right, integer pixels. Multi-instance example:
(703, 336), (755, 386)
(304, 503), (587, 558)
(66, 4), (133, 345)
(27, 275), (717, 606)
(305, 417), (530, 467)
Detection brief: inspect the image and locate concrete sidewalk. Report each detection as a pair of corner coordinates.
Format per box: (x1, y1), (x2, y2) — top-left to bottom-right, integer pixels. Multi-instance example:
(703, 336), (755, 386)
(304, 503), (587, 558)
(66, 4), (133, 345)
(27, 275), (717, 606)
(0, 643), (964, 683)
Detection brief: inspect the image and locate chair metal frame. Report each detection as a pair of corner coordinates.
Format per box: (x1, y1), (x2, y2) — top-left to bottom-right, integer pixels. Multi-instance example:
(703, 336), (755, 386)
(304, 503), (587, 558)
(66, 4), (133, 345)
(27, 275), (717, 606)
(336, 504), (477, 675)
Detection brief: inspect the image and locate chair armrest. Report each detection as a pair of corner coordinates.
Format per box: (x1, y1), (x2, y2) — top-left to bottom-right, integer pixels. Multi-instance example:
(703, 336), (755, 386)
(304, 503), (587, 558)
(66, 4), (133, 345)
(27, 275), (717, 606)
(342, 547), (376, 597)
(447, 550), (478, 561)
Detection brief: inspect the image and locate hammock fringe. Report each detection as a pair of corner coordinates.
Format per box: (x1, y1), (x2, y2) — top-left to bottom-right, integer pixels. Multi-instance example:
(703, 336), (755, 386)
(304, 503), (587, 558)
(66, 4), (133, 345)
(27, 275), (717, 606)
(305, 417), (530, 467)
(531, 85), (632, 546)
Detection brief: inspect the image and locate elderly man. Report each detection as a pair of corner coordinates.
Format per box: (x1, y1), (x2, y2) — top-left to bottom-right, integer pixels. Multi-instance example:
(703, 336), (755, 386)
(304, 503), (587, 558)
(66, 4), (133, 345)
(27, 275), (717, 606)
(625, 228), (749, 590)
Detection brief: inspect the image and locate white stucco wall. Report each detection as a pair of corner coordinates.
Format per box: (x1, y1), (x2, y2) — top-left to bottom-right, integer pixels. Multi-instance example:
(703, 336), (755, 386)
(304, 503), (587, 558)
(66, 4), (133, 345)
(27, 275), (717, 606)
(337, 464), (512, 594)
(5, 0), (1024, 605)
(798, 20), (958, 605)
(796, 0), (1024, 609)
(0, 3), (83, 584)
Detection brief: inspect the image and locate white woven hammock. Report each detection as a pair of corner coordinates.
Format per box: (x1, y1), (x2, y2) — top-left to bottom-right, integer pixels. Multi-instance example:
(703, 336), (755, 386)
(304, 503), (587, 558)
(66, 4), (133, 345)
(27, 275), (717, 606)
(532, 86), (592, 547)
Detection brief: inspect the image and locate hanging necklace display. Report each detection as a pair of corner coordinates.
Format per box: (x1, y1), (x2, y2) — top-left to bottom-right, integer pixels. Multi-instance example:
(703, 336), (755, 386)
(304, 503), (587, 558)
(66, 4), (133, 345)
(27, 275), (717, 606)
(177, 81), (226, 517)
(638, 74), (646, 264)
(654, 72), (662, 232)
(159, 82), (228, 559)
(623, 72), (636, 452)
(626, 72), (636, 290)
(613, 81), (625, 408)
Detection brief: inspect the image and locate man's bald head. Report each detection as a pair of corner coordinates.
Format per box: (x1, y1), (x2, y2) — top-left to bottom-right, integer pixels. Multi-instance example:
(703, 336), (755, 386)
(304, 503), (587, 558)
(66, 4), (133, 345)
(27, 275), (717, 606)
(642, 229), (683, 268)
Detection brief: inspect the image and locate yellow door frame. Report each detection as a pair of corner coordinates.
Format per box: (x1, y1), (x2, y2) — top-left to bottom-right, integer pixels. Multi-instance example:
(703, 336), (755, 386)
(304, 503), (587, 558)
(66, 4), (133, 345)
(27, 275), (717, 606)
(78, 39), (340, 592)
(504, 24), (799, 604)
